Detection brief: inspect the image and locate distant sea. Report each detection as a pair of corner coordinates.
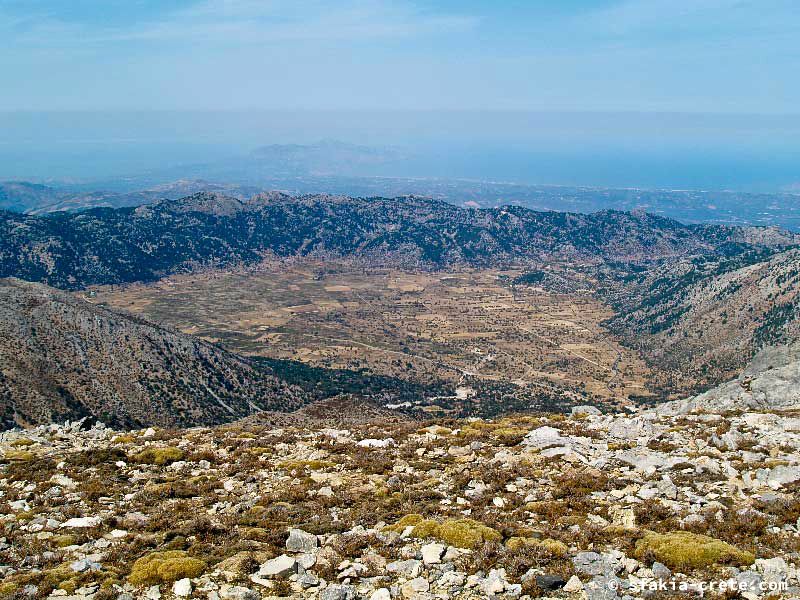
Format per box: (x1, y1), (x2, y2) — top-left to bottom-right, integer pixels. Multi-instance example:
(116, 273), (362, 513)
(1, 110), (798, 193)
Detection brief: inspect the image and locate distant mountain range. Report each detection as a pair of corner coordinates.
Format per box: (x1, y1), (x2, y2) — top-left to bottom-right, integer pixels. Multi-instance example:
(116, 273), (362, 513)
(132, 139), (406, 183)
(5, 176), (800, 231)
(246, 140), (407, 177)
(2, 191), (795, 290)
(0, 180), (263, 214)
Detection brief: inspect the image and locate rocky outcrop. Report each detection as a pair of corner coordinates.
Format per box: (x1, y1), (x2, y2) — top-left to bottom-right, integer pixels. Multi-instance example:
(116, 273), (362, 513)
(653, 341), (800, 415)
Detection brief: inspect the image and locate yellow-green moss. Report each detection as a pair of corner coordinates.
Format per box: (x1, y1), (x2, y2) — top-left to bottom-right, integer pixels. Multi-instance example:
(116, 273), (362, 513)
(505, 537), (568, 557)
(50, 534), (77, 548)
(458, 421), (493, 437)
(15, 511), (36, 522)
(112, 434), (136, 444)
(128, 551), (206, 586)
(248, 505), (267, 516)
(501, 415), (541, 427)
(435, 519), (502, 548)
(97, 573), (123, 590)
(421, 425), (453, 436)
(523, 500), (553, 513)
(10, 438), (35, 447)
(131, 447), (185, 465)
(2, 450), (36, 462)
(383, 513), (425, 533)
(241, 527), (271, 541)
(386, 515), (501, 549)
(40, 563), (76, 591)
(248, 446), (273, 456)
(505, 536), (528, 551)
(634, 531), (755, 571)
(490, 427), (528, 445)
(0, 582), (19, 596)
(409, 519), (440, 540)
(536, 538), (569, 557)
(57, 578), (79, 594)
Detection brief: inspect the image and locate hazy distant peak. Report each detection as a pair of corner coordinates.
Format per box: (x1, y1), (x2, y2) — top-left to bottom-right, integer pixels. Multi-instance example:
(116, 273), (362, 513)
(0, 181), (64, 213)
(246, 190), (297, 206)
(156, 191), (245, 216)
(246, 140), (406, 176)
(149, 179), (217, 193)
(0, 181), (54, 192)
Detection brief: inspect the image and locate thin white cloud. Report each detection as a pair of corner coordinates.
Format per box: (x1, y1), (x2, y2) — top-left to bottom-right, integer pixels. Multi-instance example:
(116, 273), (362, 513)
(584, 0), (741, 28)
(1, 7), (85, 42)
(575, 0), (797, 37)
(7, 0), (479, 46)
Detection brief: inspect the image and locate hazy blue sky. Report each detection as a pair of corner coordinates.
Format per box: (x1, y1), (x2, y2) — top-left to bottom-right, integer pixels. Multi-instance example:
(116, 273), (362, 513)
(2, 0), (798, 113)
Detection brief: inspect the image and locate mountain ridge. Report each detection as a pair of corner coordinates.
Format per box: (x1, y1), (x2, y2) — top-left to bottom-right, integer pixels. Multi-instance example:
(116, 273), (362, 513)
(3, 191), (796, 291)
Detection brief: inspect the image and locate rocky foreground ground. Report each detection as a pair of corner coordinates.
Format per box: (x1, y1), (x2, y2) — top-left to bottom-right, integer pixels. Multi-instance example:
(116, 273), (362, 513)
(1, 405), (799, 600)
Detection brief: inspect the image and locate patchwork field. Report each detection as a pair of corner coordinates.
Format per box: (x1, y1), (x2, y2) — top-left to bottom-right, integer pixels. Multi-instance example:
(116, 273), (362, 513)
(88, 262), (654, 404)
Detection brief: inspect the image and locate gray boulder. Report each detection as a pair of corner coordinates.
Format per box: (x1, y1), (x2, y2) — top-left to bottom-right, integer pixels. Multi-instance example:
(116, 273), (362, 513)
(258, 554), (297, 577)
(321, 584), (356, 600)
(286, 528), (318, 553)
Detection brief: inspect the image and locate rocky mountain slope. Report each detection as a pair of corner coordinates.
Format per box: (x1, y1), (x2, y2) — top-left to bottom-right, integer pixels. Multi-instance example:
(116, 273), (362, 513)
(1, 399), (798, 599)
(605, 248), (800, 396)
(654, 340), (800, 416)
(2, 192), (795, 290)
(0, 278), (310, 430)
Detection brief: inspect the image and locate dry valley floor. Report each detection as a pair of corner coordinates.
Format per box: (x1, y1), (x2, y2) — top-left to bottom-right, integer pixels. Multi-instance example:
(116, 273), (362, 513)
(89, 263), (654, 408)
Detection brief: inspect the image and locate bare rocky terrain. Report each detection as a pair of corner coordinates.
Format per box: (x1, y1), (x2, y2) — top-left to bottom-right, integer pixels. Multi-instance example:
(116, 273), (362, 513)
(1, 347), (799, 599)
